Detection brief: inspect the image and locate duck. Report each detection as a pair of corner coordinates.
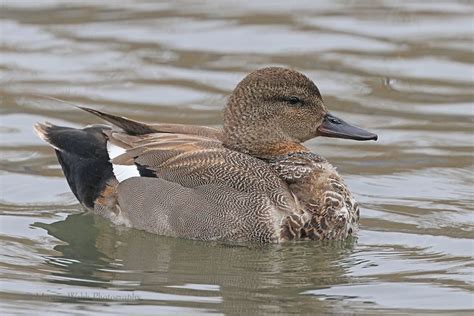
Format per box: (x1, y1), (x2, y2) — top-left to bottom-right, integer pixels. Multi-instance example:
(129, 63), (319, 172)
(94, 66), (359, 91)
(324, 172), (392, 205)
(34, 67), (377, 243)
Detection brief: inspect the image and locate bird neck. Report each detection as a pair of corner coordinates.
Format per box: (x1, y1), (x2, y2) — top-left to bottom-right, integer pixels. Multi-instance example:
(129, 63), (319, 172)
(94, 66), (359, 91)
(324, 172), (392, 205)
(222, 126), (309, 158)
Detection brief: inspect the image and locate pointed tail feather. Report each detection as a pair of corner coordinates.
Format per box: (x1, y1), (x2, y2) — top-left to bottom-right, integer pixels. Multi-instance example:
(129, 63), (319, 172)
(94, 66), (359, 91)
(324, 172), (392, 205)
(78, 106), (222, 139)
(78, 107), (157, 135)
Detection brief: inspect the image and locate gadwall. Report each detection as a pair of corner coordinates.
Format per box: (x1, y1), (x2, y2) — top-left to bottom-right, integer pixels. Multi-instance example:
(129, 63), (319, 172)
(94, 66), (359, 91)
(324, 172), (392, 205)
(34, 67), (377, 243)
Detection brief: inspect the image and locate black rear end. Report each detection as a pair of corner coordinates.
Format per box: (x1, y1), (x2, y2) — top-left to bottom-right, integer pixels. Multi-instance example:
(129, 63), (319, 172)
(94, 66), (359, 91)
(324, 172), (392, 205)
(35, 123), (114, 209)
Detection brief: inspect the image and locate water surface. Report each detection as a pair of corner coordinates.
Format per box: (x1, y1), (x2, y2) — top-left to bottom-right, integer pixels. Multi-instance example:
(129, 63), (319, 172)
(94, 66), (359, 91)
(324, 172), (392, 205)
(1, 0), (473, 314)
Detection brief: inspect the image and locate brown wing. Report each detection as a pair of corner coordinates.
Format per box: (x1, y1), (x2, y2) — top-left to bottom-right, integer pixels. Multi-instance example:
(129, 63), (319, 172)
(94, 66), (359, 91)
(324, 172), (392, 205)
(102, 130), (297, 242)
(107, 131), (292, 195)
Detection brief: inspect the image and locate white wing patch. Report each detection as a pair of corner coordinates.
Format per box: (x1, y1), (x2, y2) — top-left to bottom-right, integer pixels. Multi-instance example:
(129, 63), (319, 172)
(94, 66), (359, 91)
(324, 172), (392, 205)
(107, 142), (140, 183)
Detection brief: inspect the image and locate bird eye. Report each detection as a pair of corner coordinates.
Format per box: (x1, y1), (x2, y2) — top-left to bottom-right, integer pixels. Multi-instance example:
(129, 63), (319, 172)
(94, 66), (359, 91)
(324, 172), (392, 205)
(288, 96), (301, 105)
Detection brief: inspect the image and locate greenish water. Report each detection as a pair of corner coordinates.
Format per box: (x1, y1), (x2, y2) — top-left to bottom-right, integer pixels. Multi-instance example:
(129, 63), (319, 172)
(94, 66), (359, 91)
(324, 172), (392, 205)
(1, 0), (473, 314)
